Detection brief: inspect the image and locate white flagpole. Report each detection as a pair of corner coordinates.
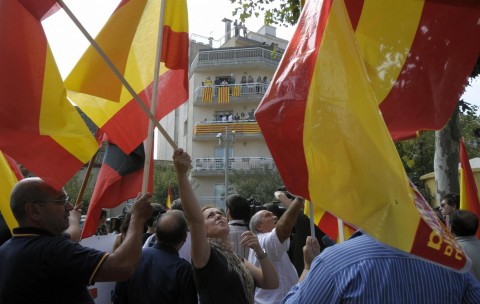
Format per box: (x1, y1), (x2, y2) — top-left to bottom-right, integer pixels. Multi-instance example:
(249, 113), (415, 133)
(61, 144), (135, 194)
(57, 0), (177, 149)
(337, 218), (345, 243)
(142, 0), (167, 193)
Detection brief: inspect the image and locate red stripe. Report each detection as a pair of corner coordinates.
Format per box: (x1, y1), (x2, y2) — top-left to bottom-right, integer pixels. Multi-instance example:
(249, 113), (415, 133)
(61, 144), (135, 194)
(102, 69), (187, 154)
(256, 0), (333, 198)
(18, 0), (60, 21)
(317, 212), (339, 241)
(344, 0), (364, 30)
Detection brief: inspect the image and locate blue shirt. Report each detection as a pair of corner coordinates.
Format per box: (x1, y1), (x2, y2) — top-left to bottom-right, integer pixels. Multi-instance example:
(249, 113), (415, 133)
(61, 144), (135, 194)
(282, 233), (480, 304)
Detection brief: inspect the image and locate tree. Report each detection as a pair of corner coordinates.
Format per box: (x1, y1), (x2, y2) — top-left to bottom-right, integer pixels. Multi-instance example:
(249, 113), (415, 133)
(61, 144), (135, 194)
(229, 169), (284, 204)
(230, 0), (301, 26)
(152, 160), (178, 208)
(64, 171), (95, 214)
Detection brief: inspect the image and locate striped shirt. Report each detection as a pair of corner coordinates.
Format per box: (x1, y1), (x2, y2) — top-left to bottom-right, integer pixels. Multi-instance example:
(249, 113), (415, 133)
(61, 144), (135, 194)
(282, 233), (480, 304)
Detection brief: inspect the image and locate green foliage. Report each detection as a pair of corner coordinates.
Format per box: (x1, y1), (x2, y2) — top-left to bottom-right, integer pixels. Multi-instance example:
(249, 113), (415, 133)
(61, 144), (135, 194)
(229, 168), (284, 204)
(64, 172), (95, 214)
(230, 0), (301, 26)
(152, 161), (178, 208)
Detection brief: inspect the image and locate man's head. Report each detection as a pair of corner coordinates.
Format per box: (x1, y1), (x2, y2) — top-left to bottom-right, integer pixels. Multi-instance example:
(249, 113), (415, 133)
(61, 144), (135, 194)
(170, 198), (183, 211)
(155, 210), (188, 249)
(439, 193), (460, 217)
(250, 210), (277, 234)
(449, 210), (479, 237)
(225, 194), (250, 222)
(10, 177), (73, 236)
(146, 203), (165, 228)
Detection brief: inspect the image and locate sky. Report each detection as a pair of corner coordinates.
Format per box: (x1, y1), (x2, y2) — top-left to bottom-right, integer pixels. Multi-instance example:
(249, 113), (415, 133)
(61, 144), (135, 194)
(42, 0), (478, 106)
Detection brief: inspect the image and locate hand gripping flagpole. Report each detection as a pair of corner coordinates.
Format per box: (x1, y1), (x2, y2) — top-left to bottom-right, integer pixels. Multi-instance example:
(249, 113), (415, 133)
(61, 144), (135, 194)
(57, 0), (178, 152)
(141, 0), (167, 193)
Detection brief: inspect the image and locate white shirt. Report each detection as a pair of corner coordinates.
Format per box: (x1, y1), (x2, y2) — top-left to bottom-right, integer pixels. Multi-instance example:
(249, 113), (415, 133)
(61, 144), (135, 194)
(248, 228), (298, 304)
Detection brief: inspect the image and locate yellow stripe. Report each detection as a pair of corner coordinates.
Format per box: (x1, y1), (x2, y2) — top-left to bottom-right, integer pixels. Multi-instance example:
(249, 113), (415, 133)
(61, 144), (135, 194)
(164, 0), (188, 33)
(40, 45), (97, 163)
(303, 0), (418, 251)
(354, 0), (424, 104)
(460, 168), (468, 210)
(0, 152), (19, 231)
(88, 252), (110, 285)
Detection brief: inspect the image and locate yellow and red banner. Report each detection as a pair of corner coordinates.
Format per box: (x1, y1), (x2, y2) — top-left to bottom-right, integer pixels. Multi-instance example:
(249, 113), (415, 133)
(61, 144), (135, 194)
(460, 138), (480, 238)
(202, 87), (213, 103)
(218, 87), (230, 104)
(0, 151), (23, 231)
(304, 203), (355, 243)
(256, 0), (470, 270)
(344, 0), (480, 141)
(65, 0), (189, 155)
(0, 0), (98, 189)
(232, 86), (241, 97)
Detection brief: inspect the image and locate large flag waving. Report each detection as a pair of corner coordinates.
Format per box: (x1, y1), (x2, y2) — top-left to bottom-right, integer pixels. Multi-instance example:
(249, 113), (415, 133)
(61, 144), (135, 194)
(65, 0), (189, 154)
(81, 142), (153, 239)
(0, 0), (98, 189)
(344, 0), (480, 140)
(459, 138), (480, 238)
(256, 0), (468, 270)
(0, 151), (24, 231)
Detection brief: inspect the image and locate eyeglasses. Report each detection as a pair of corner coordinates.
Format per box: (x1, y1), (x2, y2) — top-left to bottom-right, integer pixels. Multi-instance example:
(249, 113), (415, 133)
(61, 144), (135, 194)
(35, 197), (72, 207)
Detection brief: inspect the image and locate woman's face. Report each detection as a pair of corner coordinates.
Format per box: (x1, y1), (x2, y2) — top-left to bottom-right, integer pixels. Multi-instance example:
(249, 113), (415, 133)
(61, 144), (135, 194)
(203, 208), (229, 238)
(439, 199), (456, 216)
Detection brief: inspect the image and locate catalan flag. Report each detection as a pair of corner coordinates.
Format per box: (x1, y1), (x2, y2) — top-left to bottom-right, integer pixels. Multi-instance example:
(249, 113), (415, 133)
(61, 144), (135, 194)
(218, 87), (230, 104)
(65, 0), (189, 154)
(0, 151), (23, 231)
(459, 138), (480, 238)
(0, 0), (98, 189)
(202, 87), (213, 103)
(344, 0), (480, 140)
(256, 0), (469, 270)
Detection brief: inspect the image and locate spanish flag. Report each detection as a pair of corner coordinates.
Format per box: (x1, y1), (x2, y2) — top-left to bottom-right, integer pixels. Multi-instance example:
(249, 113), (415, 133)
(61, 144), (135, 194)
(65, 0), (189, 155)
(166, 183), (172, 210)
(0, 0), (98, 189)
(304, 203), (355, 243)
(0, 151), (23, 231)
(344, 0), (480, 141)
(459, 138), (480, 238)
(256, 0), (469, 270)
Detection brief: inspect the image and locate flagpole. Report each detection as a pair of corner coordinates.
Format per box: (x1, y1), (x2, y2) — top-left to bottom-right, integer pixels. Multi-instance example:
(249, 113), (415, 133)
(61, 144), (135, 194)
(142, 0), (167, 193)
(308, 200), (316, 241)
(74, 150), (98, 208)
(57, 0), (177, 149)
(337, 218), (345, 243)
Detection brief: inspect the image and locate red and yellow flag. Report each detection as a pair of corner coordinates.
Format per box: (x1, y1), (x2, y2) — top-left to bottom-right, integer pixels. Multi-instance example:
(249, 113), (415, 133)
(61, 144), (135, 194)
(166, 183), (172, 210)
(459, 138), (480, 238)
(0, 0), (98, 189)
(304, 203), (355, 243)
(256, 0), (468, 270)
(344, 0), (480, 141)
(65, 0), (189, 155)
(0, 151), (23, 231)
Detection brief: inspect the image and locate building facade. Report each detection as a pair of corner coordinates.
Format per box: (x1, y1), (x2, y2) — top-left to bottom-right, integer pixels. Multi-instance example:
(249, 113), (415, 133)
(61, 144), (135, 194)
(156, 21), (287, 210)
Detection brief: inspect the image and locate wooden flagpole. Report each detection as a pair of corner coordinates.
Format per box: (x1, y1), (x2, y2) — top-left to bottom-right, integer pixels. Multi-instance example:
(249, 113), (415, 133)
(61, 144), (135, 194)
(57, 0), (178, 149)
(337, 218), (345, 243)
(74, 150), (98, 208)
(142, 0), (167, 193)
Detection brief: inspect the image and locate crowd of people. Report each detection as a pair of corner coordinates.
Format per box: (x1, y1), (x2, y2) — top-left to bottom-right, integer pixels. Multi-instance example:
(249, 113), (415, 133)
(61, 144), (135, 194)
(1, 150), (480, 303)
(203, 75), (269, 95)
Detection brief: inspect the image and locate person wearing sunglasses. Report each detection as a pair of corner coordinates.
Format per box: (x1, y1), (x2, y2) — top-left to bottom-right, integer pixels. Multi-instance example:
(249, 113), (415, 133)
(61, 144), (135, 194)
(0, 177), (153, 304)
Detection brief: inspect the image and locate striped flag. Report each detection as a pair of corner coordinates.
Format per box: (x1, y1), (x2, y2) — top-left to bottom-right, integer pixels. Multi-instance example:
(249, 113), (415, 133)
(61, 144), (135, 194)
(202, 87), (213, 103)
(0, 151), (23, 231)
(81, 142), (153, 239)
(459, 138), (480, 238)
(344, 0), (480, 140)
(218, 87), (230, 104)
(0, 0), (98, 189)
(256, 0), (469, 271)
(65, 0), (189, 154)
(166, 183), (172, 210)
(304, 203), (355, 243)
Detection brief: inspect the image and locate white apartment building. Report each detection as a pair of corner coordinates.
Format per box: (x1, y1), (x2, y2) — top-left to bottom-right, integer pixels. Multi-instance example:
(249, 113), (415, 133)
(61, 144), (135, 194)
(156, 20), (288, 210)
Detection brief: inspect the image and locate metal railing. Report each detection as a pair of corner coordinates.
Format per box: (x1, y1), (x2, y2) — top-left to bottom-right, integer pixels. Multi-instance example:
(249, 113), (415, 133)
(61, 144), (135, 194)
(194, 122), (260, 136)
(194, 82), (267, 104)
(192, 157), (277, 174)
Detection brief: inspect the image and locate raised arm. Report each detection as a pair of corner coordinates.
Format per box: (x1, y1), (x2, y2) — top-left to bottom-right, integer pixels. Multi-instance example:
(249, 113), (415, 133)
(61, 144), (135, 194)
(94, 192), (152, 282)
(65, 204), (82, 243)
(299, 236), (320, 282)
(173, 148), (211, 268)
(275, 192), (305, 243)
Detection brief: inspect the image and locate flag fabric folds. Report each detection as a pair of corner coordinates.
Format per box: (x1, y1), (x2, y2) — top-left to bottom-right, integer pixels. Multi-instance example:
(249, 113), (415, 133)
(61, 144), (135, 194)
(166, 183), (172, 210)
(304, 202), (355, 243)
(81, 143), (153, 239)
(459, 138), (480, 238)
(65, 0), (189, 155)
(256, 0), (468, 270)
(344, 0), (480, 141)
(0, 151), (23, 231)
(0, 0), (98, 189)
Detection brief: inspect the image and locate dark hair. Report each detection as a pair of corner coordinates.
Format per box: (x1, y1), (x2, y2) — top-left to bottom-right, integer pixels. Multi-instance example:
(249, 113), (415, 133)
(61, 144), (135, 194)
(100, 209), (107, 219)
(155, 210), (188, 248)
(442, 193), (460, 209)
(146, 203), (165, 227)
(449, 210), (479, 237)
(226, 194), (250, 222)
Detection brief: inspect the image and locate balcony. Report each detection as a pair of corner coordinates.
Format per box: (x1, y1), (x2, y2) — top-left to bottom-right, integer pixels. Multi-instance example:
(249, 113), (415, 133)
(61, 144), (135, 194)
(193, 83), (266, 106)
(193, 122), (262, 141)
(191, 157), (277, 177)
(190, 47), (282, 74)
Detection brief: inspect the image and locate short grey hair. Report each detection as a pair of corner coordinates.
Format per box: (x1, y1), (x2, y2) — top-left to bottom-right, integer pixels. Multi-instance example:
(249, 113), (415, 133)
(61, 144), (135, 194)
(249, 211), (264, 234)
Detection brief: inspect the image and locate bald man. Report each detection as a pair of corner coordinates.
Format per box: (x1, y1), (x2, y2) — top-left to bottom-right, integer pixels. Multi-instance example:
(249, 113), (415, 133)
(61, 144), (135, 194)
(0, 177), (152, 304)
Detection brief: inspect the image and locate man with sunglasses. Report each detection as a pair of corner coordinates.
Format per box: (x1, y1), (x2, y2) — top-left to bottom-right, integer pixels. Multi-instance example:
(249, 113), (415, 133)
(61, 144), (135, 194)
(0, 177), (153, 304)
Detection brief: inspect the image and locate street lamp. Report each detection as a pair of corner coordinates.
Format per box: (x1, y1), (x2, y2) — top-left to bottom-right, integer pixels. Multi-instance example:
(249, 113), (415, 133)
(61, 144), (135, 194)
(218, 126), (235, 202)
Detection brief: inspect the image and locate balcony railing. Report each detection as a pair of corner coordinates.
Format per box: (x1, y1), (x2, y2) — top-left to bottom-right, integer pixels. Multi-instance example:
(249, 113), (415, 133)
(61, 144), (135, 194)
(190, 47), (282, 74)
(193, 122), (261, 140)
(191, 157), (277, 176)
(194, 83), (267, 105)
